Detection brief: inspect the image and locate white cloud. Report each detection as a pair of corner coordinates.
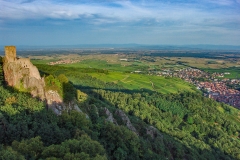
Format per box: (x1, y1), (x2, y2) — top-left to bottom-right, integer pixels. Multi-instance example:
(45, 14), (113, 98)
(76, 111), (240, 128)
(0, 0), (239, 34)
(0, 0), (232, 22)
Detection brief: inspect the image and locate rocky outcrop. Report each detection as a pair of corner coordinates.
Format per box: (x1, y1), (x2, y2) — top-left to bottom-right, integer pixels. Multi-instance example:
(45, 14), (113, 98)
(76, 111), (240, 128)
(103, 108), (138, 135)
(115, 109), (138, 135)
(146, 126), (163, 139)
(23, 76), (45, 99)
(45, 90), (63, 114)
(104, 107), (118, 125)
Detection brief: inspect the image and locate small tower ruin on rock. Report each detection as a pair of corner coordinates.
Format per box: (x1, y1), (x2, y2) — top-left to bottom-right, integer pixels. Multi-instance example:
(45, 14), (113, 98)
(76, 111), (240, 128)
(3, 46), (45, 99)
(4, 46), (17, 62)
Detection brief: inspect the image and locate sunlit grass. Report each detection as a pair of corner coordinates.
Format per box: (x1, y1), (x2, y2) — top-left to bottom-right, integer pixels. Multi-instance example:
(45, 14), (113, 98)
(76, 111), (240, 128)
(89, 71), (194, 94)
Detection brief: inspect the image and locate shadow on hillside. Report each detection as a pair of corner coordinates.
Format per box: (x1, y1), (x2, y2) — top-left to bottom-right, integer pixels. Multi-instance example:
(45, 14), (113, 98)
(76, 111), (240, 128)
(73, 84), (157, 94)
(74, 87), (235, 160)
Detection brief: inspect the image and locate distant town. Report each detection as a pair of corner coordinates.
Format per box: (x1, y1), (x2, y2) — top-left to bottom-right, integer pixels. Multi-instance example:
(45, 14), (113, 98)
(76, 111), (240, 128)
(48, 59), (80, 65)
(154, 67), (240, 109)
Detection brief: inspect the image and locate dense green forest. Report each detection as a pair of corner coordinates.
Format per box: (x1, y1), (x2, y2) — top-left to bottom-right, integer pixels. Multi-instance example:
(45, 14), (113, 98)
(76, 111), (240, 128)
(0, 62), (240, 159)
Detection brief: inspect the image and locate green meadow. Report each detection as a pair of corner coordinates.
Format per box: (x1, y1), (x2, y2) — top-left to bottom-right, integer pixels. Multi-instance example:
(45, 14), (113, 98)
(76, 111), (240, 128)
(89, 71), (194, 94)
(33, 58), (195, 94)
(61, 59), (150, 72)
(67, 59), (194, 93)
(203, 67), (240, 79)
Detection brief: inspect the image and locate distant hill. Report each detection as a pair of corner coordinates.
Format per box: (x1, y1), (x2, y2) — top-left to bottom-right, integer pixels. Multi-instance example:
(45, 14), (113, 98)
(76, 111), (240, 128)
(1, 44), (240, 54)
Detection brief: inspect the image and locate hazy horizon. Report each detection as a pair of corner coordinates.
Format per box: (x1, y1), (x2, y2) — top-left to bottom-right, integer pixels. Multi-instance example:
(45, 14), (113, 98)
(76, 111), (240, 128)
(1, 44), (240, 53)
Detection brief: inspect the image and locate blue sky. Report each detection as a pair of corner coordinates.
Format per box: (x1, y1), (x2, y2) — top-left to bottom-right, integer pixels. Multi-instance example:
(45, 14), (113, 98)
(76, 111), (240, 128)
(0, 0), (240, 46)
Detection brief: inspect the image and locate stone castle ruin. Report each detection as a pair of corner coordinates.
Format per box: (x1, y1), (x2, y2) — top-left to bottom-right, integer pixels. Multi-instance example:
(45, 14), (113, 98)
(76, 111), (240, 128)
(3, 46), (45, 99)
(5, 46), (16, 62)
(2, 46), (84, 115)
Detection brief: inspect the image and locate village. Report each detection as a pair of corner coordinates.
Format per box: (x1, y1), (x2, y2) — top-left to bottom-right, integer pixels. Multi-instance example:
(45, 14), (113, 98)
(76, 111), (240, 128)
(154, 67), (240, 109)
(198, 81), (240, 109)
(48, 59), (80, 65)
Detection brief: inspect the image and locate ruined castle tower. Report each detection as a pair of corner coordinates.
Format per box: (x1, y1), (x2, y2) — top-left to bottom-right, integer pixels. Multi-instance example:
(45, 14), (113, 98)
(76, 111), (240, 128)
(5, 46), (16, 62)
(2, 46), (80, 115)
(3, 46), (45, 99)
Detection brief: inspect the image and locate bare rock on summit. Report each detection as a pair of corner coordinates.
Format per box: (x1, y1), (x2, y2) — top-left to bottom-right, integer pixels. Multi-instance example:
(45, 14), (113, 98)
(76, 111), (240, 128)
(3, 46), (63, 110)
(3, 46), (45, 99)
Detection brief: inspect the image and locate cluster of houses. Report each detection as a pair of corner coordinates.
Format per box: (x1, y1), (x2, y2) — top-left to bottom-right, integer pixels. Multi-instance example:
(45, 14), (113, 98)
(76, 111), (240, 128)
(48, 59), (80, 65)
(174, 68), (240, 109)
(198, 82), (240, 108)
(155, 68), (210, 79)
(176, 68), (210, 82)
(154, 67), (240, 109)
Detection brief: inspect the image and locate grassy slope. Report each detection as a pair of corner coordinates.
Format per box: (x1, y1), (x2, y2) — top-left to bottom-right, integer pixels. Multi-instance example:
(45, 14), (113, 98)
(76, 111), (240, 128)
(89, 72), (194, 94)
(61, 59), (149, 72)
(33, 59), (195, 94)
(62, 59), (194, 93)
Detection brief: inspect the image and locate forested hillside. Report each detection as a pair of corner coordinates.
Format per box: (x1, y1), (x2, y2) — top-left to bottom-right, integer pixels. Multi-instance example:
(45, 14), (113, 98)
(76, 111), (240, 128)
(0, 62), (240, 159)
